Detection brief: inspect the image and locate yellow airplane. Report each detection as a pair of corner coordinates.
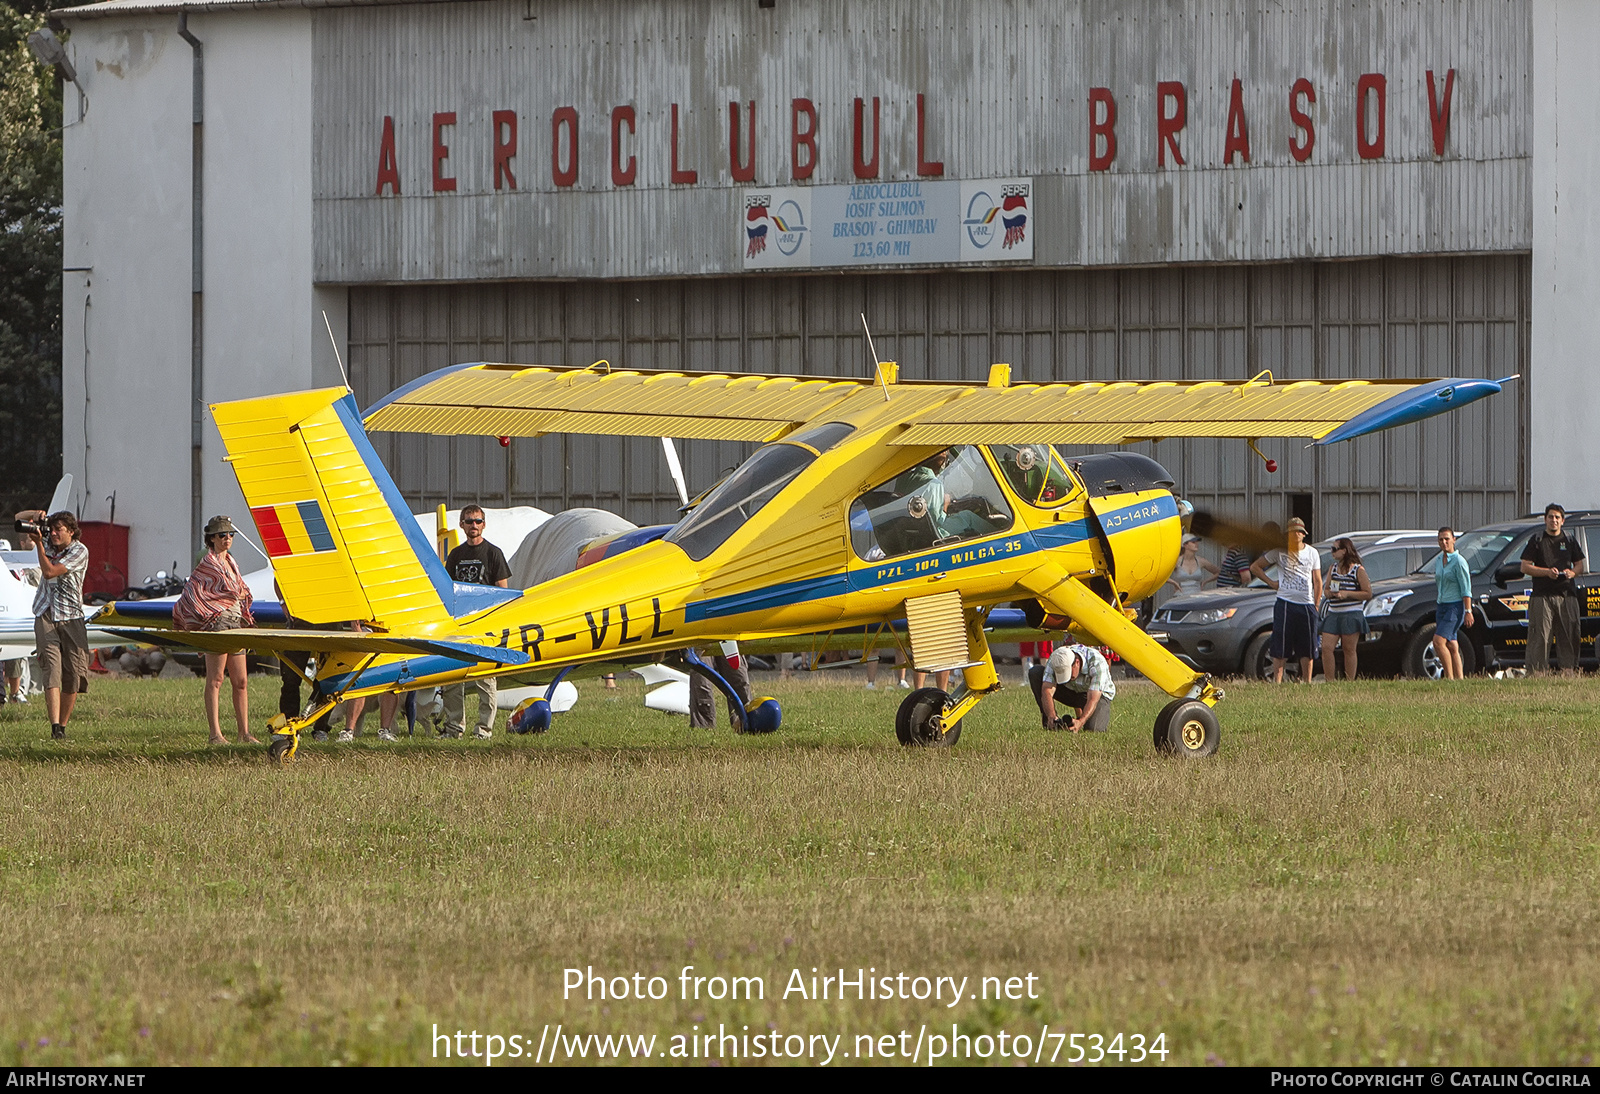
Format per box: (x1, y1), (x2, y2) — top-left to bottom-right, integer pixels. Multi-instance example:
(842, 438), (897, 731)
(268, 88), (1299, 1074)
(102, 362), (1512, 761)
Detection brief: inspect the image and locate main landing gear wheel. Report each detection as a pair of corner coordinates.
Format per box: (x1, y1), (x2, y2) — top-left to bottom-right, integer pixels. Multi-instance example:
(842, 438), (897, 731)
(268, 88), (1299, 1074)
(1154, 700), (1220, 759)
(1152, 698), (1192, 751)
(895, 687), (962, 748)
(267, 735), (296, 764)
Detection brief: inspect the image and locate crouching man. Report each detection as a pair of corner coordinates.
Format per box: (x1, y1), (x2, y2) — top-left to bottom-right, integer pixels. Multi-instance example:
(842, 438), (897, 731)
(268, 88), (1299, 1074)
(1027, 642), (1115, 733)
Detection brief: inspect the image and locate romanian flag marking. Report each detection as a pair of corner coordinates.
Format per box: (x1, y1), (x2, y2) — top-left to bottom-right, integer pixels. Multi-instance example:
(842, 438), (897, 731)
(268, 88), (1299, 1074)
(251, 500), (337, 558)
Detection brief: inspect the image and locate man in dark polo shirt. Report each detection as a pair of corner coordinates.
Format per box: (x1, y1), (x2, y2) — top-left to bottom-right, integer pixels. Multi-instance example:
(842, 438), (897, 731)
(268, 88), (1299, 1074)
(1519, 503), (1586, 673)
(441, 504), (511, 737)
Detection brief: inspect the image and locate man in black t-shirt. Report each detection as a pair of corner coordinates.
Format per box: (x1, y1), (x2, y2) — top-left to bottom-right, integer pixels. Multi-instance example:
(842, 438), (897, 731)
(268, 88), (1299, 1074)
(442, 505), (512, 738)
(1519, 503), (1586, 673)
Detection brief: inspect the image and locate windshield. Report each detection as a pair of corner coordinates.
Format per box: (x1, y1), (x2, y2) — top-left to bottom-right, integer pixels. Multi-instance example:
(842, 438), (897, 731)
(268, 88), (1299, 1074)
(783, 421), (855, 453)
(1416, 530), (1528, 577)
(665, 443), (815, 561)
(990, 444), (1078, 507)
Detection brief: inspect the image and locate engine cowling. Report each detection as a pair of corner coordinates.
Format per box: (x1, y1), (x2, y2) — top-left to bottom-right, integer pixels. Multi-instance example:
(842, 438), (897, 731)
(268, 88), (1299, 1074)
(1068, 454), (1182, 605)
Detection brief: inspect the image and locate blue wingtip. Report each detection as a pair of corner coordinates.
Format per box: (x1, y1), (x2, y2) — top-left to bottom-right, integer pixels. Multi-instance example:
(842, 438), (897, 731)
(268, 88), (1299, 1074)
(361, 361), (485, 419)
(1316, 376), (1512, 447)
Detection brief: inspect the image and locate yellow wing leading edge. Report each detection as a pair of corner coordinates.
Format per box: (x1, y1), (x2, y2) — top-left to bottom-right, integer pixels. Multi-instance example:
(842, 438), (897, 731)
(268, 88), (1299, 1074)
(362, 362), (1516, 448)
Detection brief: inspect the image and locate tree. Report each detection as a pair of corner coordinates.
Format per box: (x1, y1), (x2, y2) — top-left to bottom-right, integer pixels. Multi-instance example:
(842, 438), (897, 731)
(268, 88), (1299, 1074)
(0, 0), (63, 518)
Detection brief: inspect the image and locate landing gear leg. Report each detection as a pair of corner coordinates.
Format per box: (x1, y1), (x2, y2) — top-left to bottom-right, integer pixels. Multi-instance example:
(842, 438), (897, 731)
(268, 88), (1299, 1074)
(894, 608), (1001, 748)
(1020, 566), (1226, 758)
(265, 698), (338, 764)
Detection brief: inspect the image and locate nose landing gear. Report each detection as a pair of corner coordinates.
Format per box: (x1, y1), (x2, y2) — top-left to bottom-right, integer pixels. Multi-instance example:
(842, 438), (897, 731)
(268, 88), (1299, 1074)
(1152, 696), (1221, 758)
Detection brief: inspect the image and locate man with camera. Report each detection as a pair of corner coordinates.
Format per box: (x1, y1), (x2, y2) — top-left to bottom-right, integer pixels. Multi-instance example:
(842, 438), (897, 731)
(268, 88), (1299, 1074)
(1027, 641), (1116, 733)
(14, 510), (90, 740)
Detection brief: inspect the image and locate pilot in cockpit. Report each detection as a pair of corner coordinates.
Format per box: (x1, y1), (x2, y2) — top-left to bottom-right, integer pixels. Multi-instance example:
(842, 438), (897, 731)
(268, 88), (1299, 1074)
(894, 447), (1008, 542)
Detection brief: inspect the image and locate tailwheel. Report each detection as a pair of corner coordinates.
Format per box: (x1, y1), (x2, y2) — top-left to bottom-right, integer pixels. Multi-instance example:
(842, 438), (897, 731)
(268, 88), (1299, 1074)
(267, 734), (297, 764)
(895, 687), (962, 748)
(1154, 700), (1220, 759)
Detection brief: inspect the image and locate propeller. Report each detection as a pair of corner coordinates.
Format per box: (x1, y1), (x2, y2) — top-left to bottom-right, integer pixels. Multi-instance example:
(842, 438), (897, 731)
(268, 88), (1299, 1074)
(1185, 508), (1283, 553)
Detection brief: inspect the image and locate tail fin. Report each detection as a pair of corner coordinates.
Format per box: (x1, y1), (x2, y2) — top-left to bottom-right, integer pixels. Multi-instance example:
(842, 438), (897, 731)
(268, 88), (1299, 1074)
(211, 388), (517, 628)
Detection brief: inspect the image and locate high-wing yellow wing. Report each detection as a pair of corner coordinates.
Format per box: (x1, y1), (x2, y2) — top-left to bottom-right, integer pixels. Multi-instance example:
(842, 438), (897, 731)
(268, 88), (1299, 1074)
(889, 376), (1517, 447)
(362, 363), (1515, 448)
(362, 362), (870, 442)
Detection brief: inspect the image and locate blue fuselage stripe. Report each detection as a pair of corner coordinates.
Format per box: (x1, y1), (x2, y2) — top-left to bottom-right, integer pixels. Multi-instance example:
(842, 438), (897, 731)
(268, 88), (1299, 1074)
(681, 504), (1147, 622)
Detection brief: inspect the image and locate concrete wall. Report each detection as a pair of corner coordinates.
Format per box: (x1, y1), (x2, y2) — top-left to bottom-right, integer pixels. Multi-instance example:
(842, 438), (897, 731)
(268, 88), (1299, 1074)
(60, 20), (193, 580)
(1531, 0), (1600, 511)
(61, 10), (332, 579)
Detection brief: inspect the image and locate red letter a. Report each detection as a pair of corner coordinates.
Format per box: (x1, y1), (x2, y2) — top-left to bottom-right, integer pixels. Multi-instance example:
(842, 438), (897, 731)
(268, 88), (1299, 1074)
(375, 115), (400, 195)
(1223, 78), (1251, 164)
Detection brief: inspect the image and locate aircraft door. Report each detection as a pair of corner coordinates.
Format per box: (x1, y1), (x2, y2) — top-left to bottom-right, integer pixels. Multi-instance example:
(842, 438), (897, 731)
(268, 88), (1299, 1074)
(848, 446), (1015, 563)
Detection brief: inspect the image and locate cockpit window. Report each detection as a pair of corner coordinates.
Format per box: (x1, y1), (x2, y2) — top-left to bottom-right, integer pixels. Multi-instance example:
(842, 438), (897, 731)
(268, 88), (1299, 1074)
(991, 444), (1078, 507)
(666, 443), (815, 561)
(849, 445), (1014, 561)
(783, 421), (855, 453)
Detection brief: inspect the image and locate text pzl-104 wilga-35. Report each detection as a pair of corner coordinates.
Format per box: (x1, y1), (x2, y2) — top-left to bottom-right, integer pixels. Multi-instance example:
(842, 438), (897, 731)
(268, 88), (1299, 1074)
(103, 360), (1511, 761)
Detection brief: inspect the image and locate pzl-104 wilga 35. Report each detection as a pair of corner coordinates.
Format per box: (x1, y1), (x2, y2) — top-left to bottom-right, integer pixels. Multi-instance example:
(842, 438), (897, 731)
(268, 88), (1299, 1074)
(103, 360), (1512, 761)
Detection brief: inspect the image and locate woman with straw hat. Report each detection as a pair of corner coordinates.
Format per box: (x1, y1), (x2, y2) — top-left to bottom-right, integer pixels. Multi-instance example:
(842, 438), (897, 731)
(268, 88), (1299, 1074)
(174, 516), (257, 745)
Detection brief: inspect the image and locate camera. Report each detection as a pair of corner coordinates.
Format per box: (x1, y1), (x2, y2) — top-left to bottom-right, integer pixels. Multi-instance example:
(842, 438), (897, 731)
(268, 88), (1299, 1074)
(13, 518), (47, 538)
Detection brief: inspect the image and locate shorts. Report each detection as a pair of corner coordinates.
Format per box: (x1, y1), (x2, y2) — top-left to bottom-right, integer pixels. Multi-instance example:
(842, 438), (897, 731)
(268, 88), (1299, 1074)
(181, 607), (246, 649)
(201, 607), (245, 632)
(1435, 600), (1465, 642)
(1321, 610), (1369, 637)
(1270, 600), (1318, 661)
(35, 616), (90, 694)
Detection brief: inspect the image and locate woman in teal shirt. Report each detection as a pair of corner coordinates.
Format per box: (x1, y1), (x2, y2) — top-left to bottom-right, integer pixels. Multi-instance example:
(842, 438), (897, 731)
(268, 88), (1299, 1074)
(1431, 527), (1476, 680)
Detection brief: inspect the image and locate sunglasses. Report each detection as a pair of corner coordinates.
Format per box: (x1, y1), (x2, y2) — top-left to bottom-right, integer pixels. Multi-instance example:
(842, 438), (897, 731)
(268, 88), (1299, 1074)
(462, 518), (485, 526)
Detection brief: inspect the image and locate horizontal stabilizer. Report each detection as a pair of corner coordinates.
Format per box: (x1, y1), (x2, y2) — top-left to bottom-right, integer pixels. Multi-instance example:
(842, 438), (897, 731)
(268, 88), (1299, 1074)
(102, 626), (530, 666)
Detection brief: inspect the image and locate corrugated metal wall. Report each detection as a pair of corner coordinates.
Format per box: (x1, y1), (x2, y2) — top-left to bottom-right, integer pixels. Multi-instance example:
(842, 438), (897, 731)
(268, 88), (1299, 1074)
(313, 0), (1530, 280)
(350, 255), (1529, 534)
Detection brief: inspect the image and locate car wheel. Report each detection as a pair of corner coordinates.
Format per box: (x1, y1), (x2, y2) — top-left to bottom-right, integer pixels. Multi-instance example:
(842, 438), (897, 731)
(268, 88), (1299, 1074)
(1242, 631), (1274, 680)
(1242, 630), (1311, 681)
(1404, 623), (1478, 679)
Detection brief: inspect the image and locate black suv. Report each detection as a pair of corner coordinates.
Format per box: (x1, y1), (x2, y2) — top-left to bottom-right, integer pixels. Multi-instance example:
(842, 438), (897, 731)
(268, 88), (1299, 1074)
(1364, 514), (1600, 678)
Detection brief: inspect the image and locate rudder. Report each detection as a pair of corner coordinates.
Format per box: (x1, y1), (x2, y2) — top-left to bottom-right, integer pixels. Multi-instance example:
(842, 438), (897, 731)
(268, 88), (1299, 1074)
(212, 388), (511, 628)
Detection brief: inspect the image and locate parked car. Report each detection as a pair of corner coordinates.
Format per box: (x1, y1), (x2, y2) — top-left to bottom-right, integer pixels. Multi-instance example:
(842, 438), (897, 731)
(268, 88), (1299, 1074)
(1365, 513), (1600, 678)
(1147, 531), (1440, 679)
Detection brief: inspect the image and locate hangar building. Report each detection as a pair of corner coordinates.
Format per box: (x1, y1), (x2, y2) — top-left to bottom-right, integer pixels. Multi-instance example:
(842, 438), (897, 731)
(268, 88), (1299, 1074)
(47, 0), (1600, 579)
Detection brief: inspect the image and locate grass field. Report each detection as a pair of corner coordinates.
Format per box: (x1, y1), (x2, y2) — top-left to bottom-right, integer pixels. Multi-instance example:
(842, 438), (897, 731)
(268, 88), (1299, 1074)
(1, 668), (1597, 1067)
